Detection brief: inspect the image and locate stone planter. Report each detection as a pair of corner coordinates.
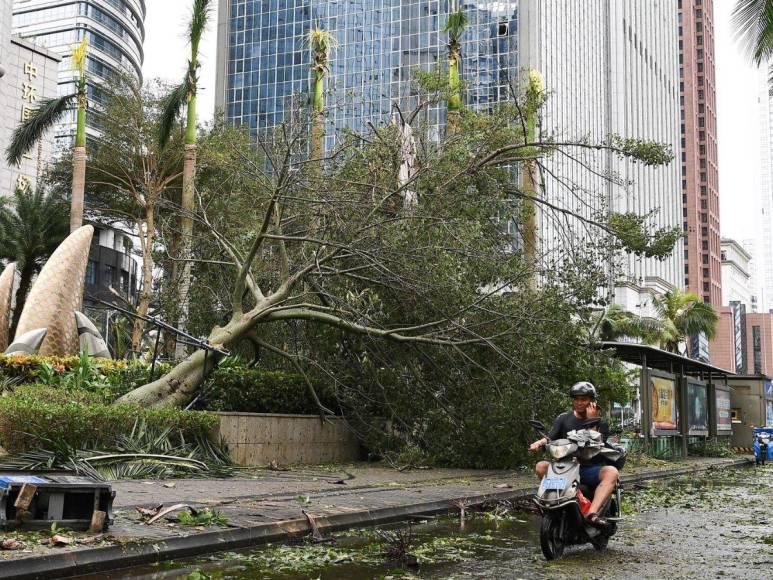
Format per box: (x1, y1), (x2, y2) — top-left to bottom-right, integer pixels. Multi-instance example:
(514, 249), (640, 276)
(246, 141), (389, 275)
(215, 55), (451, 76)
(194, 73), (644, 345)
(213, 412), (361, 466)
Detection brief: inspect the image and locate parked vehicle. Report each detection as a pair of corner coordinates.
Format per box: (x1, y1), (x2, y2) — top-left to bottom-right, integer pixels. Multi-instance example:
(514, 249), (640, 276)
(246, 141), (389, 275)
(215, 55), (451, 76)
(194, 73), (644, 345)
(529, 418), (624, 560)
(753, 428), (772, 466)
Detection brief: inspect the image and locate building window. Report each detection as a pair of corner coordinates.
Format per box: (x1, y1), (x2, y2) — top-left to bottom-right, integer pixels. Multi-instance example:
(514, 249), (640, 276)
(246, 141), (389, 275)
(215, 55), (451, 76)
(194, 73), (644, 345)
(86, 260), (97, 285)
(104, 265), (116, 288)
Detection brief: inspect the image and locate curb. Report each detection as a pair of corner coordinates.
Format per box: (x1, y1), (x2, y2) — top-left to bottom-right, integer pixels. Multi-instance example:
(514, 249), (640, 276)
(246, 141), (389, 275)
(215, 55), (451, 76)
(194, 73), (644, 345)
(0, 458), (752, 580)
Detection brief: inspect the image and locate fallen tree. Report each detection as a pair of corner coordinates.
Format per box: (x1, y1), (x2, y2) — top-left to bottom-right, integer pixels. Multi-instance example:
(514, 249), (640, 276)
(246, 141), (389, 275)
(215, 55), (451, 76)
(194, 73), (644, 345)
(117, 85), (679, 409)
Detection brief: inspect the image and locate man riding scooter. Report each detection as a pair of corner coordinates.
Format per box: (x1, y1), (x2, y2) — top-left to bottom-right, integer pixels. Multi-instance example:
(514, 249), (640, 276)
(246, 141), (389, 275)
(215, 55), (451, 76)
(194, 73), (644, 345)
(529, 381), (620, 528)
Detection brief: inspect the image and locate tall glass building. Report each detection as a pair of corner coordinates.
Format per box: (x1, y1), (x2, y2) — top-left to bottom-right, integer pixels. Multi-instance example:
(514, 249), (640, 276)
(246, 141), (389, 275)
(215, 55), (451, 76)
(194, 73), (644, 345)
(216, 0), (684, 314)
(215, 0), (517, 144)
(12, 0), (146, 147)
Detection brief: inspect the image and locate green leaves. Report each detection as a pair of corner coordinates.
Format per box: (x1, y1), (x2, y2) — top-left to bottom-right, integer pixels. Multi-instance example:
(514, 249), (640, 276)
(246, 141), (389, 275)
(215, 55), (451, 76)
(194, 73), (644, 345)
(159, 80), (190, 148)
(732, 0), (773, 65)
(607, 212), (683, 259)
(5, 94), (75, 166)
(607, 134), (674, 166)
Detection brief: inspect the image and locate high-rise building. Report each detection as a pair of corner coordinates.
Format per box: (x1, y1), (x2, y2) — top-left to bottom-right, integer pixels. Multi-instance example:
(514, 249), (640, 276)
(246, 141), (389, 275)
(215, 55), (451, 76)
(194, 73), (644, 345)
(678, 0), (721, 307)
(759, 63), (773, 313)
(11, 0), (146, 147)
(215, 0), (683, 313)
(1, 0), (61, 197)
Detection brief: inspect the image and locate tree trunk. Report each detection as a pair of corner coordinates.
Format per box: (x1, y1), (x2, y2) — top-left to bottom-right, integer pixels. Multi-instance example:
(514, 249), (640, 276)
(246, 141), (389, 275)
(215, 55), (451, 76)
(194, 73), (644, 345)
(10, 262), (37, 339)
(522, 159), (538, 278)
(117, 347), (216, 407)
(132, 211), (154, 353)
(70, 146), (86, 232)
(175, 143), (197, 359)
(447, 51), (461, 136)
(117, 313), (255, 407)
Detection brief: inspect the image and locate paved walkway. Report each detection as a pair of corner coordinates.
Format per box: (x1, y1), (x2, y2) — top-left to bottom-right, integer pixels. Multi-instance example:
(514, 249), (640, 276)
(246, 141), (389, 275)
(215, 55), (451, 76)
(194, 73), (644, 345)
(0, 456), (752, 579)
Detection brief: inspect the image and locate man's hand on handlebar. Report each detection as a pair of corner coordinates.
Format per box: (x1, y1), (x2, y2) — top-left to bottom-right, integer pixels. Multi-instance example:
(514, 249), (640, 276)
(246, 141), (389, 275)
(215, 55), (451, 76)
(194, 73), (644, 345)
(529, 438), (548, 453)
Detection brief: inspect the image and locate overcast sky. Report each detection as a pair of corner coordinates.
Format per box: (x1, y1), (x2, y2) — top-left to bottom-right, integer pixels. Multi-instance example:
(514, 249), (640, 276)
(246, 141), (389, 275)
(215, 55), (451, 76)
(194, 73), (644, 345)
(142, 2), (759, 243)
(142, 0), (219, 121)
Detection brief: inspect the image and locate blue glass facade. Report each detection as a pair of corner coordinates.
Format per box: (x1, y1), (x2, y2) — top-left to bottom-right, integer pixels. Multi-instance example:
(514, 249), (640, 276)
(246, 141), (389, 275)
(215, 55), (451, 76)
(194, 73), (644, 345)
(222, 1), (518, 142)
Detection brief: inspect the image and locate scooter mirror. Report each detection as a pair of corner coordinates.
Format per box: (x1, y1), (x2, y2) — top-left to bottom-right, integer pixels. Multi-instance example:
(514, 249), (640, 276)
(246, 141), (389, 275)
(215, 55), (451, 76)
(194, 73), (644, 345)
(529, 419), (546, 431)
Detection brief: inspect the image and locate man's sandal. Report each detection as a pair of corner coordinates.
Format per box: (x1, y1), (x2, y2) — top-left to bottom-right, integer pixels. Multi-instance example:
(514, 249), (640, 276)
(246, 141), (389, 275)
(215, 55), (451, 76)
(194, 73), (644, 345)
(586, 512), (609, 528)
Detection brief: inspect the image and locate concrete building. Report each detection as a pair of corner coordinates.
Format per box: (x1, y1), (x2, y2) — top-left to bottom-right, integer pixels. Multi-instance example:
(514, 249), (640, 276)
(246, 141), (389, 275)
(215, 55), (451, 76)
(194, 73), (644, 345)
(0, 0), (60, 197)
(215, 0), (683, 316)
(679, 0), (720, 307)
(721, 238), (755, 308)
(759, 63), (773, 312)
(11, 0), (146, 147)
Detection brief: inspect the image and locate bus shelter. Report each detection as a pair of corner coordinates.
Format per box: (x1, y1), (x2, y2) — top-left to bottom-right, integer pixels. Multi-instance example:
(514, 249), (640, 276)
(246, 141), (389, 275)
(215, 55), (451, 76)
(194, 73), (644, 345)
(600, 342), (733, 458)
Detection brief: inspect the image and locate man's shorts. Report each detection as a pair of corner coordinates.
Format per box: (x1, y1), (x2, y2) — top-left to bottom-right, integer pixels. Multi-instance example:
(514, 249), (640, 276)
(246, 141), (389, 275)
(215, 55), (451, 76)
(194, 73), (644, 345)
(579, 463), (604, 488)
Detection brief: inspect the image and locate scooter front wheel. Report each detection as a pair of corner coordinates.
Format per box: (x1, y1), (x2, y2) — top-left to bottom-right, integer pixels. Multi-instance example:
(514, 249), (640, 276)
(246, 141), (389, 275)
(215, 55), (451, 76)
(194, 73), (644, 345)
(540, 512), (565, 560)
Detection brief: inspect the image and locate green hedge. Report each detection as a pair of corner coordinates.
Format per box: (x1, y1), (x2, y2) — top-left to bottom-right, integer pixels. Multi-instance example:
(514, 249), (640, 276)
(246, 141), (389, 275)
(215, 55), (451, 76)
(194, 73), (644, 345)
(0, 354), (170, 402)
(204, 367), (337, 414)
(0, 385), (218, 453)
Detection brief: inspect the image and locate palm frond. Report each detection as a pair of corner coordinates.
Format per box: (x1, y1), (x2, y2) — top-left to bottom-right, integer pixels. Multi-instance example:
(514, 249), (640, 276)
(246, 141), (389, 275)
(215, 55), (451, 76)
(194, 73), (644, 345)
(6, 95), (76, 165)
(305, 28), (339, 62)
(732, 0), (773, 65)
(444, 10), (469, 41)
(159, 80), (190, 148)
(189, 0), (213, 48)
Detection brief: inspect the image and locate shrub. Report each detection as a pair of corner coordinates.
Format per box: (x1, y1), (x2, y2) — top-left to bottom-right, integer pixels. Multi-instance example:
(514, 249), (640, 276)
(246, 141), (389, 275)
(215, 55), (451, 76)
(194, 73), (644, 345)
(0, 385), (218, 453)
(688, 438), (734, 458)
(204, 365), (336, 414)
(0, 354), (170, 402)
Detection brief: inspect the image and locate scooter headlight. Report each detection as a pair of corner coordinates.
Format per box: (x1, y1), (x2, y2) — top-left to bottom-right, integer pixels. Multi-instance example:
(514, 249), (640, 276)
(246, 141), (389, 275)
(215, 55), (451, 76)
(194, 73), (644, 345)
(548, 440), (575, 460)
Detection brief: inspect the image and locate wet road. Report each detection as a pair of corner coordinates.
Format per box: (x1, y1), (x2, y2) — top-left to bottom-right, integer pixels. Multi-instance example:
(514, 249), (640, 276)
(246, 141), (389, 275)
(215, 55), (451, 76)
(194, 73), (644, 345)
(83, 464), (773, 580)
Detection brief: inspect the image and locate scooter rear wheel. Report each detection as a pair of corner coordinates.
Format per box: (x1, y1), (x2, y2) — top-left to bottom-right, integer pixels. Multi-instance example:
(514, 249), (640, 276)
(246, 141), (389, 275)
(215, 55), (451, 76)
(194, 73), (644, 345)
(540, 512), (565, 560)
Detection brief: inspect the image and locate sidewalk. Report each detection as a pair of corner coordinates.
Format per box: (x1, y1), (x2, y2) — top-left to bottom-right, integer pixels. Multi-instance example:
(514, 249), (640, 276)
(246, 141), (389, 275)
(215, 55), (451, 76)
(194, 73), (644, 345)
(0, 456), (751, 579)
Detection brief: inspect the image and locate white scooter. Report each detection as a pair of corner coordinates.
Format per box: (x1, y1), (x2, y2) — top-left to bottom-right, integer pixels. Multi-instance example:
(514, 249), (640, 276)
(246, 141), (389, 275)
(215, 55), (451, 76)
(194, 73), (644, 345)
(529, 418), (624, 560)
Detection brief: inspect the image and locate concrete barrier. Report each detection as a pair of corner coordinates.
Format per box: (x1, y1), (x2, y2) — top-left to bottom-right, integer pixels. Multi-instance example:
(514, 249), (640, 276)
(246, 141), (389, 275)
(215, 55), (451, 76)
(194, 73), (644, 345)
(213, 412), (361, 465)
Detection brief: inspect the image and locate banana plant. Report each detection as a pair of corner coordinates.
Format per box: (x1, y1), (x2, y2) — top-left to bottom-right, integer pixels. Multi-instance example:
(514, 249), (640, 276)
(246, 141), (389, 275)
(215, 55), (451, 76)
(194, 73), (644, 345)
(6, 36), (89, 232)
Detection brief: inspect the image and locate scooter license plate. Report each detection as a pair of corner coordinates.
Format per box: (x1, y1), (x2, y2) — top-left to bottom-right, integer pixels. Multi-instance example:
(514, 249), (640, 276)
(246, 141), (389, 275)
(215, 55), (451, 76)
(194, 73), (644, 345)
(542, 478), (566, 490)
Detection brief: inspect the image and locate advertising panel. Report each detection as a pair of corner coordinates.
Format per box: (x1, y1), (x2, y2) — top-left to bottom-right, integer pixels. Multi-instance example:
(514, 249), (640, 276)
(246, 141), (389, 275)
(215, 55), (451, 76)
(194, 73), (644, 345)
(716, 389), (732, 432)
(767, 401), (773, 427)
(687, 382), (708, 434)
(651, 376), (677, 431)
(765, 380), (772, 398)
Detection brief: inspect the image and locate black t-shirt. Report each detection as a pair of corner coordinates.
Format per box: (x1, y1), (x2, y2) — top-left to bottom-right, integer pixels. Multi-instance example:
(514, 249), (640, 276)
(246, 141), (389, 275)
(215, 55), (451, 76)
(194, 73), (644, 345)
(548, 411), (610, 461)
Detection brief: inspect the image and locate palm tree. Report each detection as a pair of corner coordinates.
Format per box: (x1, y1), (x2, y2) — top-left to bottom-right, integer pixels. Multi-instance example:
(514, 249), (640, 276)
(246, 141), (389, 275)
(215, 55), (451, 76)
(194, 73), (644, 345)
(444, 2), (468, 134)
(590, 304), (663, 343)
(159, 0), (212, 357)
(6, 37), (89, 233)
(522, 69), (544, 273)
(306, 27), (338, 166)
(732, 0), (773, 65)
(650, 289), (719, 354)
(0, 188), (69, 336)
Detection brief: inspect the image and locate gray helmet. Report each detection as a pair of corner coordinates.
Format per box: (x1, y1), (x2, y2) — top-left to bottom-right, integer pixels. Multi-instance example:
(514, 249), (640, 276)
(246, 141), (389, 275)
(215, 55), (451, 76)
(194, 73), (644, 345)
(570, 381), (597, 399)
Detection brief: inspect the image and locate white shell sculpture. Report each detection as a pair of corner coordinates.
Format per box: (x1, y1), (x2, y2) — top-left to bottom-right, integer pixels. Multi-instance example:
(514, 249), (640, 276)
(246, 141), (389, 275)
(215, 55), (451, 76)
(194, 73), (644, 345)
(0, 262), (17, 352)
(5, 328), (47, 355)
(75, 311), (111, 359)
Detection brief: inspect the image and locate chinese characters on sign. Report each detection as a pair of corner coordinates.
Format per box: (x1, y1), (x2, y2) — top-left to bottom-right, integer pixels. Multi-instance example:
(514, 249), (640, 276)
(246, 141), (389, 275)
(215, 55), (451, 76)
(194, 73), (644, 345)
(14, 60), (41, 193)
